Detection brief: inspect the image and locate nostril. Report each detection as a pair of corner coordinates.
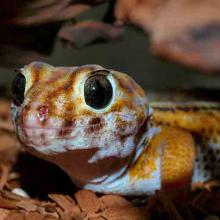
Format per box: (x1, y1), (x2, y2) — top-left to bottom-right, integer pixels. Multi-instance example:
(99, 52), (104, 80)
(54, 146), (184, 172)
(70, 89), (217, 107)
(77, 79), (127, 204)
(38, 106), (48, 122)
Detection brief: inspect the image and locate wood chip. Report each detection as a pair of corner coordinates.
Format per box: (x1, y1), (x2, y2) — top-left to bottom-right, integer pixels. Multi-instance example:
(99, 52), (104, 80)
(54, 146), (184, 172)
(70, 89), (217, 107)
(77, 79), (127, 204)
(25, 212), (43, 220)
(4, 211), (25, 220)
(156, 191), (184, 220)
(17, 200), (38, 212)
(0, 208), (9, 220)
(49, 194), (75, 212)
(37, 206), (59, 219)
(103, 207), (146, 220)
(100, 194), (132, 210)
(0, 197), (20, 209)
(0, 165), (9, 190)
(69, 212), (86, 220)
(0, 100), (14, 132)
(75, 190), (101, 213)
(42, 216), (58, 220)
(88, 217), (105, 220)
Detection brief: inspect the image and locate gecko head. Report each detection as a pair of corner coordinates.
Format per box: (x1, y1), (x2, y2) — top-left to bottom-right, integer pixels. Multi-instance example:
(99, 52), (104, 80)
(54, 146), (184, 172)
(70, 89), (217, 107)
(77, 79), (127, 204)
(11, 62), (149, 184)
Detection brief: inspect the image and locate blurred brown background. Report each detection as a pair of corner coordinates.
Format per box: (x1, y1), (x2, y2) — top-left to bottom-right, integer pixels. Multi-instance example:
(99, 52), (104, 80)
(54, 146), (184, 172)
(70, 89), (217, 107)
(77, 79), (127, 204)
(1, 1), (220, 97)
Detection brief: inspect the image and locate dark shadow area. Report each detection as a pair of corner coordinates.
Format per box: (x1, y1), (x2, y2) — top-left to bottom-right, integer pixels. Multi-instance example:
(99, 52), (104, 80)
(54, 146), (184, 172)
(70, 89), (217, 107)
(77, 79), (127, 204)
(13, 152), (77, 200)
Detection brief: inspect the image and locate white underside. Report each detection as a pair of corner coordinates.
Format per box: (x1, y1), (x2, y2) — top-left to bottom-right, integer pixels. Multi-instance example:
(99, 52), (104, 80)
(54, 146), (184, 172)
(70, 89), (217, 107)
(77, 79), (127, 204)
(84, 155), (161, 196)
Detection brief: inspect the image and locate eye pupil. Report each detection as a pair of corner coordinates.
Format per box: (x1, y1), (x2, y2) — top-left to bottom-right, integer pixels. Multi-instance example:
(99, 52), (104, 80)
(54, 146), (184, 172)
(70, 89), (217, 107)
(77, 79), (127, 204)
(12, 73), (26, 106)
(84, 72), (113, 109)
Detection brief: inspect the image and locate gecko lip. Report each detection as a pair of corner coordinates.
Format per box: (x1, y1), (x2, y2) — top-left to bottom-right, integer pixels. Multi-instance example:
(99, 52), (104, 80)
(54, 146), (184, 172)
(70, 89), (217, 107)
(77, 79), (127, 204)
(16, 124), (100, 152)
(16, 123), (104, 130)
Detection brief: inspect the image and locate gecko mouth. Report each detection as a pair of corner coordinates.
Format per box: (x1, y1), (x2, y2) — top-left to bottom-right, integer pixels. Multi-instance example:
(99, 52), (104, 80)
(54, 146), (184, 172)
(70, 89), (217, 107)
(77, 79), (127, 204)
(16, 125), (100, 154)
(15, 119), (105, 131)
(17, 123), (104, 130)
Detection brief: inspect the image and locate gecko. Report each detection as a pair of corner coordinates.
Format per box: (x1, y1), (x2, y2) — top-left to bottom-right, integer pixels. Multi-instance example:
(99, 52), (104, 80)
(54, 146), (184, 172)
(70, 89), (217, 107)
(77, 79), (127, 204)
(11, 62), (220, 196)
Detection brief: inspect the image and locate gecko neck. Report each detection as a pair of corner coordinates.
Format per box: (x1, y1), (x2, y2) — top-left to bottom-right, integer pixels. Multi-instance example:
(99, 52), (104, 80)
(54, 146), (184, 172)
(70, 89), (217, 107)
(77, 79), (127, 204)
(87, 108), (154, 186)
(83, 113), (162, 195)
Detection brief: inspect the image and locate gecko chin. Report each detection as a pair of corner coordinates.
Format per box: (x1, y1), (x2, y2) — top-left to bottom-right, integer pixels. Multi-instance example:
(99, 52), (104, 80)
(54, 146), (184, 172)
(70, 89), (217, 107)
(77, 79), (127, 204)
(15, 121), (138, 186)
(14, 108), (146, 185)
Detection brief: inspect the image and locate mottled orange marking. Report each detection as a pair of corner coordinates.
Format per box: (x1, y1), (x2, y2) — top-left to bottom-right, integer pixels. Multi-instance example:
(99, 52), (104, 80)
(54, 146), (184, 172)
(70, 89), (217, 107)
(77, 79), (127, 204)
(27, 62), (55, 84)
(114, 74), (133, 94)
(31, 63), (41, 84)
(26, 66), (80, 121)
(114, 73), (145, 98)
(23, 62), (147, 129)
(110, 99), (135, 113)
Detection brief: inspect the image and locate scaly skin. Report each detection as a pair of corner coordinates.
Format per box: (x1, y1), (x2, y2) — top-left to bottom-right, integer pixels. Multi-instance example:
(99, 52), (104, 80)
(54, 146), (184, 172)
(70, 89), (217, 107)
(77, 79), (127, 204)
(11, 62), (220, 196)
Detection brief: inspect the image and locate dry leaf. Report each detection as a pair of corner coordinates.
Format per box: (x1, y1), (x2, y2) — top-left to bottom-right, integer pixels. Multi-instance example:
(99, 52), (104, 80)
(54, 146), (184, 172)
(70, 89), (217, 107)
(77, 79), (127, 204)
(115, 0), (220, 73)
(58, 21), (124, 48)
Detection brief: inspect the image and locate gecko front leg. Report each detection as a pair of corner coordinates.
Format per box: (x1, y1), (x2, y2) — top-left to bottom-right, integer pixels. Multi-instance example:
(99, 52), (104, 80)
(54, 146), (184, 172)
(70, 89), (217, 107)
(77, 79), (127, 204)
(129, 126), (196, 197)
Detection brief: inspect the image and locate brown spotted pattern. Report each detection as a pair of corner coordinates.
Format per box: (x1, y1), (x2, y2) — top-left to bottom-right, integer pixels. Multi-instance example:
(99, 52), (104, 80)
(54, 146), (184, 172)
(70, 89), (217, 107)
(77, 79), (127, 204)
(150, 102), (220, 141)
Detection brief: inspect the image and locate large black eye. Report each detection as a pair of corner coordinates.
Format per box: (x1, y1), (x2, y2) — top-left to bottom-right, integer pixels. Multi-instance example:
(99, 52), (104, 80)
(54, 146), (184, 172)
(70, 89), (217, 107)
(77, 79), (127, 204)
(84, 71), (113, 109)
(12, 73), (26, 106)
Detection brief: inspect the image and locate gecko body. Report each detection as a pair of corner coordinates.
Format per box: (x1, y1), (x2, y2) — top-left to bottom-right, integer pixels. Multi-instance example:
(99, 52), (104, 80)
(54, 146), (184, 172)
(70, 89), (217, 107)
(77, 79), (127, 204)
(11, 62), (220, 196)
